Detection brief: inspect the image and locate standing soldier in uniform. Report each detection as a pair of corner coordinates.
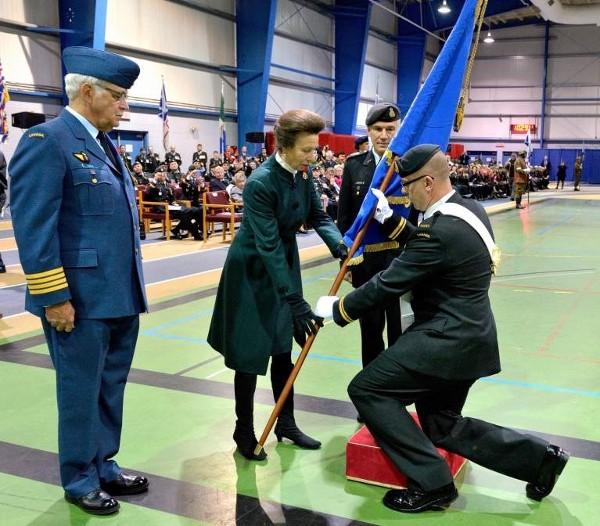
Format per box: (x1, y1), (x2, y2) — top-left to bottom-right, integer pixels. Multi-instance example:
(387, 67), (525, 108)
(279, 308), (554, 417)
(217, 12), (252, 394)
(573, 156), (582, 191)
(192, 143), (208, 174)
(9, 47), (149, 516)
(338, 103), (415, 390)
(514, 150), (529, 209)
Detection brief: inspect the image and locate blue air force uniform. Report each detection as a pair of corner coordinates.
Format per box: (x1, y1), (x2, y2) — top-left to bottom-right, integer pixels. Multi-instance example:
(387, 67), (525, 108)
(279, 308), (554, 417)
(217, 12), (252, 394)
(9, 48), (147, 500)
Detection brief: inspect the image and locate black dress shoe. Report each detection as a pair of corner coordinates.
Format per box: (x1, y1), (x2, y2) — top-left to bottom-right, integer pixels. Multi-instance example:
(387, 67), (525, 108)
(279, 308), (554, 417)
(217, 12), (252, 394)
(101, 472), (149, 496)
(526, 445), (570, 501)
(64, 488), (120, 515)
(383, 482), (458, 513)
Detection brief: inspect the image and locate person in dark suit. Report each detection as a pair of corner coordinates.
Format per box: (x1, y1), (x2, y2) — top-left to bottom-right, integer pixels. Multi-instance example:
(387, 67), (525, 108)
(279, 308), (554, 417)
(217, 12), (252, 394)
(9, 47), (149, 516)
(337, 103), (414, 378)
(316, 144), (569, 514)
(208, 109), (346, 461)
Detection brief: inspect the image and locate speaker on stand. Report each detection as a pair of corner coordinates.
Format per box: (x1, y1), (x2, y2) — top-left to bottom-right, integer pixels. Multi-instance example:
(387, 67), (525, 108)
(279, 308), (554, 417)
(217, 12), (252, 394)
(12, 112), (46, 129)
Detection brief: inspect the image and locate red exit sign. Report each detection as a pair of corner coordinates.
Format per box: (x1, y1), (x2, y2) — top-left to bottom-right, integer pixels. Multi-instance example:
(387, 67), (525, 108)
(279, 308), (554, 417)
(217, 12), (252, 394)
(510, 124), (536, 134)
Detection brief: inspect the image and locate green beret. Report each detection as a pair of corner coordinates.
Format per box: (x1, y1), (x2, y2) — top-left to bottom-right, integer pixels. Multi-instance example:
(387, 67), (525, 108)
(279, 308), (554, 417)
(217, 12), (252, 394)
(397, 144), (441, 177)
(365, 103), (400, 126)
(63, 46), (140, 89)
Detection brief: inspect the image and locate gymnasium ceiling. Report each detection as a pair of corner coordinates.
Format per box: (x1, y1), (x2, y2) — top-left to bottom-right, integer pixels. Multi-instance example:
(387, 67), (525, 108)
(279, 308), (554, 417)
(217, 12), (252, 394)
(366, 0), (600, 37)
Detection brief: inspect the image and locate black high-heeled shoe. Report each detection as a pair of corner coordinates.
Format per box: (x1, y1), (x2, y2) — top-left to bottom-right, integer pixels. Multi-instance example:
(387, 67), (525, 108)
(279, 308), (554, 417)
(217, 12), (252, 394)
(274, 422), (321, 449)
(233, 426), (267, 461)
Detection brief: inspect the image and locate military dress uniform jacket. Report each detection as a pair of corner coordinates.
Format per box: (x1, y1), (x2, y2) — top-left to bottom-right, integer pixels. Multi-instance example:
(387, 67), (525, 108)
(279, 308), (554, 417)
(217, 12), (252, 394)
(337, 149), (414, 287)
(208, 156), (342, 375)
(333, 193), (500, 381)
(9, 109), (147, 318)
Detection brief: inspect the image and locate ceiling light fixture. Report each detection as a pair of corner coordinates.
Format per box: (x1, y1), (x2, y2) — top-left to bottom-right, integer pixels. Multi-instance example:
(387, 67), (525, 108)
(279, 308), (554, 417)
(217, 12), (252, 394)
(438, 1), (451, 15)
(484, 30), (494, 44)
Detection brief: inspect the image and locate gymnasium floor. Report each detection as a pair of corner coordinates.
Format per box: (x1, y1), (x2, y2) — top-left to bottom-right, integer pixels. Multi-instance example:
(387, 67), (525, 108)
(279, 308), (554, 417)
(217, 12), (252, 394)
(1, 185), (599, 525)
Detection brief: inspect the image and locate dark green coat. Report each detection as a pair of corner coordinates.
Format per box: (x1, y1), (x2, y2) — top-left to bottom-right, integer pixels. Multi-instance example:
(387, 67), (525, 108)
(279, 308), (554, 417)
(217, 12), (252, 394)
(208, 156), (343, 375)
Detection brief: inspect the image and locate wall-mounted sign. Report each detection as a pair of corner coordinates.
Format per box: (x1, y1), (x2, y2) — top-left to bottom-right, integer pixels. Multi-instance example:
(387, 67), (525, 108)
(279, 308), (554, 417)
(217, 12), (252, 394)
(510, 124), (536, 134)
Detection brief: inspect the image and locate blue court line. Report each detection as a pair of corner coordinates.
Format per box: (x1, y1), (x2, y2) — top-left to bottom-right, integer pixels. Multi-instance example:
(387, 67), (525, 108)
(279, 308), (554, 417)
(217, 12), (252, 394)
(480, 377), (600, 398)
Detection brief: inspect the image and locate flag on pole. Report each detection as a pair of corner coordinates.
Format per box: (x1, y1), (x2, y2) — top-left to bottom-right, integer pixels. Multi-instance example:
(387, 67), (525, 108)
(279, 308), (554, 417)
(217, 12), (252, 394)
(0, 60), (10, 144)
(343, 0), (480, 262)
(219, 81), (226, 155)
(524, 127), (531, 160)
(158, 78), (169, 151)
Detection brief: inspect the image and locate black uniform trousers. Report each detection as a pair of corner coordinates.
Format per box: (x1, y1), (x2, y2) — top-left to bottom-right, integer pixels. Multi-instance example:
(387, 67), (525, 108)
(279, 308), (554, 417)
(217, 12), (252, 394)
(348, 347), (549, 492)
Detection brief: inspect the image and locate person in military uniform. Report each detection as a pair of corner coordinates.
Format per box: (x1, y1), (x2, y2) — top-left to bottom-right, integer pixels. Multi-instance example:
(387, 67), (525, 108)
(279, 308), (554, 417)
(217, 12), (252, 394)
(208, 109), (347, 461)
(556, 160), (567, 189)
(573, 156), (582, 191)
(118, 144), (133, 173)
(135, 147), (154, 173)
(514, 150), (529, 209)
(354, 135), (369, 152)
(9, 47), (149, 516)
(504, 152), (517, 200)
(147, 146), (161, 172)
(192, 143), (208, 173)
(165, 144), (182, 167)
(130, 160), (150, 185)
(316, 144), (569, 514)
(338, 103), (414, 377)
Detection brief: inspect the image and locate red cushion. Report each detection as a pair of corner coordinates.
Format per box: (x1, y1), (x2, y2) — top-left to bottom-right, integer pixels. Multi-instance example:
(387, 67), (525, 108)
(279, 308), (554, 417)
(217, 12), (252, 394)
(346, 414), (466, 489)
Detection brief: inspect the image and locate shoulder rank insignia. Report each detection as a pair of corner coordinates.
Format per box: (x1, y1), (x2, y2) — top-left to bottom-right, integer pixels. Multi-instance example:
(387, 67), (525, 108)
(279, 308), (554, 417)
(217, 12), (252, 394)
(73, 152), (90, 163)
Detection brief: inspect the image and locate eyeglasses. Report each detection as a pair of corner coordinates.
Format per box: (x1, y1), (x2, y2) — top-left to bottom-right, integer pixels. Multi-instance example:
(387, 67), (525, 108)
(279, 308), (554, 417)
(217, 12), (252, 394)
(97, 84), (128, 102)
(401, 173), (431, 188)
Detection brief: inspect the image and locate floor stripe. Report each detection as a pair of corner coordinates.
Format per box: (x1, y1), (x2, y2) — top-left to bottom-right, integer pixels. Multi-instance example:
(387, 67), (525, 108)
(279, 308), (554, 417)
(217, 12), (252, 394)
(1, 343), (598, 462)
(0, 441), (374, 526)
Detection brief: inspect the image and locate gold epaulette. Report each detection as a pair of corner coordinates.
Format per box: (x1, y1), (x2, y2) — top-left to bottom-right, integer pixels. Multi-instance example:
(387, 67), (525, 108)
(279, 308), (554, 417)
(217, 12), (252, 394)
(25, 267), (68, 295)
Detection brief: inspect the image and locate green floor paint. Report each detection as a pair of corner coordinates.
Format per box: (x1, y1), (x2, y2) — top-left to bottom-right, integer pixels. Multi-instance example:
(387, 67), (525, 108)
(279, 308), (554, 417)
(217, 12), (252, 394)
(1, 197), (599, 524)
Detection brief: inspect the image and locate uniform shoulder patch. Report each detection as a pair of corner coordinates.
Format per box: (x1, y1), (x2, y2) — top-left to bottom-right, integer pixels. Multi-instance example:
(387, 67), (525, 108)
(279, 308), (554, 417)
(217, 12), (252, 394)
(28, 132), (46, 139)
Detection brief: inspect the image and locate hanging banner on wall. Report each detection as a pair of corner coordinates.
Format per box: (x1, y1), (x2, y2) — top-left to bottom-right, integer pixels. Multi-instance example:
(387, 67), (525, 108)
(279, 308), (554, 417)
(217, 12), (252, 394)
(510, 124), (536, 134)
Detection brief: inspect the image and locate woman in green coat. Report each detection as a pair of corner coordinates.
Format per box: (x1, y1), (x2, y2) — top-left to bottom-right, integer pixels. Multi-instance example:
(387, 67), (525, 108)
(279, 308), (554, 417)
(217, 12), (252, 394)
(208, 109), (346, 460)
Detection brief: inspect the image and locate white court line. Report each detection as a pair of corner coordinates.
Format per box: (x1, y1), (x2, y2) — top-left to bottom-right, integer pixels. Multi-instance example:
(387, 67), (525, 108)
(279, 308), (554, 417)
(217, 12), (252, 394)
(205, 367), (228, 379)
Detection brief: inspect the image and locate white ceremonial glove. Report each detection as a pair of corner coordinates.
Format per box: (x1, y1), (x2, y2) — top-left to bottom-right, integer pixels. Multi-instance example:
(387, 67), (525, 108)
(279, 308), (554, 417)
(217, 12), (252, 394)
(315, 296), (339, 319)
(371, 188), (393, 223)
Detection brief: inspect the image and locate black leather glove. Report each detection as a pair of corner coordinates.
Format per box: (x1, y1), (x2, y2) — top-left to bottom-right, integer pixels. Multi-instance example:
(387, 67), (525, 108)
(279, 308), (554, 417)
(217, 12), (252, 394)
(285, 293), (323, 347)
(336, 242), (349, 263)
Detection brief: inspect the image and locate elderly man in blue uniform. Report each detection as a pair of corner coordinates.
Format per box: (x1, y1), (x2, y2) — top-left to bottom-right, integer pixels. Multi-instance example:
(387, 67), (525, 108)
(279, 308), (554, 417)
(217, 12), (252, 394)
(317, 144), (569, 513)
(9, 47), (149, 516)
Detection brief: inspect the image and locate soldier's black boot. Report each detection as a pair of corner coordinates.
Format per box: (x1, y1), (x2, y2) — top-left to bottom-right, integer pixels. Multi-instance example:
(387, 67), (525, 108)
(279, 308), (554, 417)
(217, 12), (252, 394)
(233, 372), (267, 461)
(271, 354), (321, 450)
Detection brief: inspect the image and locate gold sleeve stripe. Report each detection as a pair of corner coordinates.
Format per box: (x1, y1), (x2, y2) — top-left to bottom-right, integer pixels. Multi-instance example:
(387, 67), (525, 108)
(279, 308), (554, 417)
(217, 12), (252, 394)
(338, 298), (354, 324)
(25, 267), (68, 295)
(28, 278), (68, 294)
(26, 267), (65, 282)
(389, 217), (407, 239)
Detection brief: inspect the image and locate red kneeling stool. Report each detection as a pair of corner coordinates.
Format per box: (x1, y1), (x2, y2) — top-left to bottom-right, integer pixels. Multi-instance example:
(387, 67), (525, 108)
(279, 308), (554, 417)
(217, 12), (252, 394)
(346, 414), (467, 489)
